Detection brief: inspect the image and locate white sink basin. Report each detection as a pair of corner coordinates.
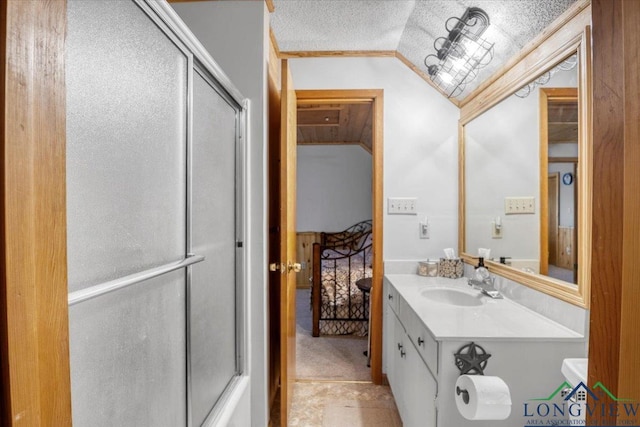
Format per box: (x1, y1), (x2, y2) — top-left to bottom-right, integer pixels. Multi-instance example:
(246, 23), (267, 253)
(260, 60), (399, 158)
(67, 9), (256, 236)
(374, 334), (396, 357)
(561, 358), (588, 386)
(420, 287), (484, 307)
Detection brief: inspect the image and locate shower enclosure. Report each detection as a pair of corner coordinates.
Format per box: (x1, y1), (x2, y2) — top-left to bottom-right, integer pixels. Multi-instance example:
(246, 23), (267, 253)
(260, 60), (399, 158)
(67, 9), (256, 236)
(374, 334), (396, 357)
(66, 1), (246, 425)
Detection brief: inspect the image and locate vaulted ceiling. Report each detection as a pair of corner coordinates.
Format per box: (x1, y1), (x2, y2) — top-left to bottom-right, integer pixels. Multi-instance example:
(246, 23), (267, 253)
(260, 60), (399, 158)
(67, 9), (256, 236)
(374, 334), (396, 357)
(271, 0), (578, 102)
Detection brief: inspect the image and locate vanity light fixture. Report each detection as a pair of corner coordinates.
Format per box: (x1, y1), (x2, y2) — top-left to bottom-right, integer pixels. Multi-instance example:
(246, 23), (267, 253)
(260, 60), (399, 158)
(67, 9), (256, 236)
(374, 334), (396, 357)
(424, 7), (494, 98)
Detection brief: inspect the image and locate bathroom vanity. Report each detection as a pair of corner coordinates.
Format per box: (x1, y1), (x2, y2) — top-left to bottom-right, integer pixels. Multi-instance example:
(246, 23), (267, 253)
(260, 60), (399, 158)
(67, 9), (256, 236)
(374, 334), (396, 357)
(383, 274), (586, 427)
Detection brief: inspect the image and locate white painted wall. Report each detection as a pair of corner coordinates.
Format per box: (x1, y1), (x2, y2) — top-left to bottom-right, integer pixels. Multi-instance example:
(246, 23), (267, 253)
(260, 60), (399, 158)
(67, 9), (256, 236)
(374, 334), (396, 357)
(465, 65), (578, 260)
(297, 145), (372, 232)
(171, 2), (268, 426)
(290, 57), (460, 261)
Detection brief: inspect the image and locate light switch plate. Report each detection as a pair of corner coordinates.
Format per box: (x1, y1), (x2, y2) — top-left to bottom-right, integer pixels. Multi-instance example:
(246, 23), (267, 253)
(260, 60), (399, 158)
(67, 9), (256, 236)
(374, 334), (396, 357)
(505, 197), (535, 214)
(388, 197), (417, 215)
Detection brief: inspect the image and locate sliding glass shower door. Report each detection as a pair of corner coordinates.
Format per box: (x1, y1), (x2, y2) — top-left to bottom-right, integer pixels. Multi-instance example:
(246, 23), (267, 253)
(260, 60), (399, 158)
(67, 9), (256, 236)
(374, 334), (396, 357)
(66, 1), (245, 425)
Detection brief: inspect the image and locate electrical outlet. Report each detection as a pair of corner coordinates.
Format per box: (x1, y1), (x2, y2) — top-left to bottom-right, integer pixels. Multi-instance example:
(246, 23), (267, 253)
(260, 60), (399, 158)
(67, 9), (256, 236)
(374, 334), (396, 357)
(388, 197), (417, 215)
(504, 197), (535, 214)
(419, 221), (429, 239)
(491, 221), (502, 239)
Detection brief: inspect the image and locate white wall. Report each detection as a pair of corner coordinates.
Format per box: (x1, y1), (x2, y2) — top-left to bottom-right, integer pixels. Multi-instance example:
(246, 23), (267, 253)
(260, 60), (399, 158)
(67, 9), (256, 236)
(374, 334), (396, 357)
(297, 145), (372, 232)
(171, 2), (268, 426)
(290, 57), (460, 261)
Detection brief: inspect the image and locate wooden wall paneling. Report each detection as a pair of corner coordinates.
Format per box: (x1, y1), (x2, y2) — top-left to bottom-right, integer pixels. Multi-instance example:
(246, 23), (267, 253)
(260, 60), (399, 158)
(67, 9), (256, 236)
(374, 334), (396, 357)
(618, 0), (640, 405)
(588, 5), (624, 424)
(295, 232), (319, 288)
(588, 0), (640, 425)
(1, 1), (72, 425)
(557, 227), (574, 270)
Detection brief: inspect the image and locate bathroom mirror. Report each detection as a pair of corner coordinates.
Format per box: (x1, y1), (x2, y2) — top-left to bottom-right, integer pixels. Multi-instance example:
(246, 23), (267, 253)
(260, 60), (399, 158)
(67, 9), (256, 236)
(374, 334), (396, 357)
(459, 18), (591, 308)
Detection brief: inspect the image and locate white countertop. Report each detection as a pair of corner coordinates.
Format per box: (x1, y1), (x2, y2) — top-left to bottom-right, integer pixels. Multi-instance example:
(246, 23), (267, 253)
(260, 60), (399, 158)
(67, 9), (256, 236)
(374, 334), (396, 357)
(385, 274), (584, 342)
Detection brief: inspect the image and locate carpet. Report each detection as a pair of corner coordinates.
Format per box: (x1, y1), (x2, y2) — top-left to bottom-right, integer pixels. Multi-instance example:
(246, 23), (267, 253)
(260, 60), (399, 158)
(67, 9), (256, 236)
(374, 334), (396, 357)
(296, 289), (371, 381)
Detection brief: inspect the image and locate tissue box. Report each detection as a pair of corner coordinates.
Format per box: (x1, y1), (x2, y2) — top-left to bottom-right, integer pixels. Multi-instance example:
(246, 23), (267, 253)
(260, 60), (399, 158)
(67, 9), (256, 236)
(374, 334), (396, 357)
(438, 258), (463, 279)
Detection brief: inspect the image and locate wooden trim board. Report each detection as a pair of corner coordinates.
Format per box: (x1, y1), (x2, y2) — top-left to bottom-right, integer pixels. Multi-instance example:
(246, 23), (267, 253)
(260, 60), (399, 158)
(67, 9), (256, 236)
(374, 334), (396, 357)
(1, 1), (72, 425)
(587, 0), (640, 424)
(279, 50), (396, 59)
(458, 7), (592, 309)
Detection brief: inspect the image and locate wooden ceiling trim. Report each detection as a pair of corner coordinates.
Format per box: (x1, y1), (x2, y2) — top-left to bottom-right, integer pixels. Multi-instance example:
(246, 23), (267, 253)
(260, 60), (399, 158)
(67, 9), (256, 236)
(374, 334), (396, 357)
(549, 157), (578, 163)
(360, 110), (374, 150)
(265, 0), (275, 13)
(269, 27), (281, 58)
(348, 102), (371, 142)
(297, 98), (373, 105)
(269, 2), (588, 108)
(297, 108), (341, 126)
(279, 50), (396, 58)
(297, 141), (363, 145)
(359, 142), (373, 154)
(296, 102), (372, 146)
(297, 106), (345, 111)
(297, 123), (340, 128)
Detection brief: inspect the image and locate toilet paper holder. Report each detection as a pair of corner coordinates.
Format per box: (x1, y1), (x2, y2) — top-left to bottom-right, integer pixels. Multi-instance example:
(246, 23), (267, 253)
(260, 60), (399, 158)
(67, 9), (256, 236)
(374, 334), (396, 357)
(456, 386), (470, 404)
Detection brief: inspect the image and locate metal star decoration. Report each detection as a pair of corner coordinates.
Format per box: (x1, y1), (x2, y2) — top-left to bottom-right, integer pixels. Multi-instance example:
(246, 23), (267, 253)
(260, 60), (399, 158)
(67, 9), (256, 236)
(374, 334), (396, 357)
(454, 342), (491, 375)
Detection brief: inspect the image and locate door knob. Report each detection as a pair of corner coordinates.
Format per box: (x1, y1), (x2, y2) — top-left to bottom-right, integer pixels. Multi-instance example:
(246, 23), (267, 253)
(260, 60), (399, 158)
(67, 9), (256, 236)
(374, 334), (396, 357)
(269, 263), (285, 272)
(288, 262), (302, 273)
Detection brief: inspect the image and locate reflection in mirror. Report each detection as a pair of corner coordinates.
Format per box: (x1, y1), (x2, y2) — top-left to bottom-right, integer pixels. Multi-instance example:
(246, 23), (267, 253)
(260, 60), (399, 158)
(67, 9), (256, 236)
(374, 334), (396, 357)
(464, 53), (578, 286)
(540, 87), (578, 284)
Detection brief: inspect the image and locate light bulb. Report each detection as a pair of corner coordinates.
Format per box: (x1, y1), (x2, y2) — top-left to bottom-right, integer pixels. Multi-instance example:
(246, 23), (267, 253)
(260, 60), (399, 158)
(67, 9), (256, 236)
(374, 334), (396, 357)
(439, 72), (454, 85)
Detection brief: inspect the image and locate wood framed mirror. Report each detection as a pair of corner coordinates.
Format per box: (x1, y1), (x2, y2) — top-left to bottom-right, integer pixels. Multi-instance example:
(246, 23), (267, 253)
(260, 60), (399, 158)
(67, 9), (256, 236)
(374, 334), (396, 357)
(458, 6), (591, 308)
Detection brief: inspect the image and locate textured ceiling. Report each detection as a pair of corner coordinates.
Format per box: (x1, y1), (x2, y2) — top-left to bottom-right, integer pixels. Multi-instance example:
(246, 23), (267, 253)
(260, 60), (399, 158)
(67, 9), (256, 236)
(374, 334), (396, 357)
(271, 0), (578, 100)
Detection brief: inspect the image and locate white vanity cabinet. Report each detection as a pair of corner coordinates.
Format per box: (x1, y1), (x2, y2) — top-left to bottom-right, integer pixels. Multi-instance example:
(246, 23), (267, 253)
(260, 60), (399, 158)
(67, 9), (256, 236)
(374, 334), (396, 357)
(385, 282), (438, 427)
(383, 274), (587, 427)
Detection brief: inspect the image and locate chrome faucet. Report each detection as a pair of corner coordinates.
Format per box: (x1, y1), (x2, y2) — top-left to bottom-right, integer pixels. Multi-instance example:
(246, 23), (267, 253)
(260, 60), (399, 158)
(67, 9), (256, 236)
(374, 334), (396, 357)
(468, 272), (503, 299)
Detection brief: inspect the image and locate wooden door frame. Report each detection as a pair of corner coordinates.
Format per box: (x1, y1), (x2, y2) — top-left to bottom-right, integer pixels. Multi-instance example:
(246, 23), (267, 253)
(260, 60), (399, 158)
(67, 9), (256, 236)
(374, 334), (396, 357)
(1, 1), (72, 425)
(547, 172), (560, 267)
(295, 89), (384, 384)
(278, 59), (298, 427)
(539, 87), (578, 278)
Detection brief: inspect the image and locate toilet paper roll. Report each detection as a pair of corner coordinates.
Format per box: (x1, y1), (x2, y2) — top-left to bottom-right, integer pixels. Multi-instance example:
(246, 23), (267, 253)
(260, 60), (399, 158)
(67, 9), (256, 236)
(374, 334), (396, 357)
(455, 375), (511, 420)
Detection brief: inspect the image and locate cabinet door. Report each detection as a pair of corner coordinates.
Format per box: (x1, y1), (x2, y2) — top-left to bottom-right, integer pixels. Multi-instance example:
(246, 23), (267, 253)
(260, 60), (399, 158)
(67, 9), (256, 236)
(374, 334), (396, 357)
(403, 341), (438, 427)
(387, 311), (406, 417)
(383, 281), (394, 375)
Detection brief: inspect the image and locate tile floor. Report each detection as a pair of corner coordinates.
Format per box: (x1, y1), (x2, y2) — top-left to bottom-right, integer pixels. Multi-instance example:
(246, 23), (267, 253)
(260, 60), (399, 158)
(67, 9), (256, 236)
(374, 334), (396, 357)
(268, 289), (402, 426)
(288, 381), (402, 427)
